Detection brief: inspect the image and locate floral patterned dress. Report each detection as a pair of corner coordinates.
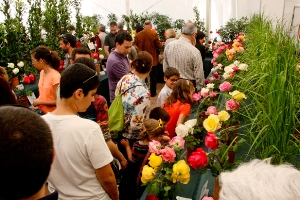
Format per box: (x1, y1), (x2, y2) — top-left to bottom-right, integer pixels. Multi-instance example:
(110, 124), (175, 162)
(115, 72), (150, 140)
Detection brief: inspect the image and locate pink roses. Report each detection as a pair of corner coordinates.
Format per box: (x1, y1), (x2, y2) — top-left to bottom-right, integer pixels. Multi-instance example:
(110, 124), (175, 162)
(205, 106), (218, 115)
(219, 81), (231, 92)
(205, 132), (219, 150)
(225, 99), (240, 111)
(160, 146), (176, 162)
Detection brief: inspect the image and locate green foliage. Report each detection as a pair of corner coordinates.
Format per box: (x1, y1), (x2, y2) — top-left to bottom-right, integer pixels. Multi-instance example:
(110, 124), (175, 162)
(192, 6), (205, 32)
(173, 19), (185, 32)
(27, 0), (43, 48)
(72, 0), (83, 37)
(82, 14), (102, 34)
(121, 10), (151, 33)
(237, 14), (300, 165)
(151, 12), (172, 42)
(219, 17), (249, 43)
(107, 13), (118, 26)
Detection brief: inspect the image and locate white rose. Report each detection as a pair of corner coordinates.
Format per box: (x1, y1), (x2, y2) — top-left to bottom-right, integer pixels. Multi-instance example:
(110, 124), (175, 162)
(99, 48), (102, 51)
(12, 68), (19, 74)
(223, 73), (230, 79)
(184, 119), (197, 128)
(99, 54), (104, 59)
(238, 63), (248, 71)
(234, 60), (240, 66)
(17, 61), (24, 67)
(7, 63), (14, 68)
(175, 124), (190, 138)
(206, 83), (214, 89)
(224, 66), (234, 74)
(200, 88), (209, 96)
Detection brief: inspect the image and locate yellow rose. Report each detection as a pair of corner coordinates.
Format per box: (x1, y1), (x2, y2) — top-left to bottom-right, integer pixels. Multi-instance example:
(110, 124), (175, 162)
(148, 153), (162, 168)
(225, 49), (230, 56)
(229, 90), (246, 101)
(141, 165), (156, 184)
(171, 160), (190, 184)
(218, 110), (230, 122)
(203, 114), (221, 132)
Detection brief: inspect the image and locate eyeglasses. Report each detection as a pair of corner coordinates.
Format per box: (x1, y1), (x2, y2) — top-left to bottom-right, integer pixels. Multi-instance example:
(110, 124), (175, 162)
(168, 78), (178, 82)
(82, 72), (97, 84)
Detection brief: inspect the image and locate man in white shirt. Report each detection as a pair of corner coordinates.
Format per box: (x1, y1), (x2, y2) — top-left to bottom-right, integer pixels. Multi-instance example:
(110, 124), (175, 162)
(43, 63), (118, 200)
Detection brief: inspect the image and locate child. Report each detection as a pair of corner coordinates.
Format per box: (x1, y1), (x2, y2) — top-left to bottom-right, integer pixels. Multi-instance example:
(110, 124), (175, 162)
(157, 67), (180, 107)
(149, 107), (171, 143)
(162, 79), (195, 138)
(119, 119), (167, 200)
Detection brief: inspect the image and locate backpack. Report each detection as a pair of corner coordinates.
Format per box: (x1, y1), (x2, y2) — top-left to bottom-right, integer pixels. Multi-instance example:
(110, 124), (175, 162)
(108, 83), (142, 140)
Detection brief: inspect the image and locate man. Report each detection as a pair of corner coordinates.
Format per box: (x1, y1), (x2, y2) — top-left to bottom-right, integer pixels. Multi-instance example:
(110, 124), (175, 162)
(106, 31), (132, 103)
(104, 21), (118, 57)
(0, 105), (57, 200)
(59, 33), (77, 69)
(163, 22), (204, 92)
(99, 24), (107, 51)
(43, 64), (118, 200)
(117, 22), (124, 32)
(134, 20), (162, 97)
(70, 47), (92, 64)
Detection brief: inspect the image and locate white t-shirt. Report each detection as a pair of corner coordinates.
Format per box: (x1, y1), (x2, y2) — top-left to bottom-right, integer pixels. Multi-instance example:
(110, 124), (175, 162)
(157, 84), (172, 107)
(42, 113), (113, 200)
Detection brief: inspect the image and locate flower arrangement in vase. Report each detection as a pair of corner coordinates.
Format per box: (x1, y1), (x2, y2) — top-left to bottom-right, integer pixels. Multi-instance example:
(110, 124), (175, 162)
(142, 136), (190, 200)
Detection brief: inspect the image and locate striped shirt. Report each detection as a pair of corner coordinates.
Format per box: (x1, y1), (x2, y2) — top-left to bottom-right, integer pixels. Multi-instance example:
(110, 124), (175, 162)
(163, 37), (205, 91)
(131, 141), (149, 164)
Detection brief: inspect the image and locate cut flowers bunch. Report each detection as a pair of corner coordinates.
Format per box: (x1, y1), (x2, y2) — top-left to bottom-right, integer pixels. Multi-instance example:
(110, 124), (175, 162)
(5, 61), (25, 80)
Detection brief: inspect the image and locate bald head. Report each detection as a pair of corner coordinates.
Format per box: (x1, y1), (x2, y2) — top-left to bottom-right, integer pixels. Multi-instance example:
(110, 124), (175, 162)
(182, 22), (197, 36)
(144, 20), (152, 29)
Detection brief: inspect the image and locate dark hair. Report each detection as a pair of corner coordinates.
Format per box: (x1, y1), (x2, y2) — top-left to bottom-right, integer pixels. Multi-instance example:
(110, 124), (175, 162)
(71, 47), (91, 61)
(149, 107), (170, 122)
(0, 106), (53, 199)
(164, 67), (180, 79)
(0, 77), (17, 105)
(59, 33), (76, 48)
(115, 31), (132, 45)
(140, 119), (165, 140)
(144, 20), (152, 25)
(135, 24), (143, 33)
(31, 45), (60, 70)
(99, 24), (106, 32)
(164, 79), (194, 107)
(196, 30), (206, 42)
(60, 63), (99, 98)
(68, 25), (75, 31)
(74, 57), (95, 70)
(131, 51), (153, 74)
(110, 21), (117, 27)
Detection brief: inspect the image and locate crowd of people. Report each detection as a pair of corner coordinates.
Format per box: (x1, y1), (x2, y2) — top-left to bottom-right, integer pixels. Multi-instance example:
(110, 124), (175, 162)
(1, 19), (300, 200)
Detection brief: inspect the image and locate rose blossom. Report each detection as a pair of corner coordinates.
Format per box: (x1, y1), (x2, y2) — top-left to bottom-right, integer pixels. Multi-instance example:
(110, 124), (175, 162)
(169, 136), (185, 149)
(224, 66), (234, 74)
(149, 140), (161, 154)
(225, 99), (240, 111)
(175, 124), (189, 138)
(208, 76), (215, 82)
(192, 92), (201, 102)
(238, 63), (248, 71)
(146, 194), (159, 200)
(205, 106), (218, 115)
(205, 132), (219, 150)
(12, 68), (19, 74)
(206, 83), (214, 89)
(201, 88), (209, 97)
(219, 81), (231, 92)
(223, 73), (230, 80)
(160, 146), (176, 162)
(23, 76), (30, 84)
(99, 54), (104, 59)
(188, 148), (208, 169)
(211, 68), (216, 73)
(203, 114), (221, 132)
(184, 119), (197, 128)
(213, 72), (220, 79)
(17, 61), (24, 67)
(234, 60), (240, 66)
(204, 79), (210, 85)
(209, 91), (217, 98)
(7, 63), (14, 68)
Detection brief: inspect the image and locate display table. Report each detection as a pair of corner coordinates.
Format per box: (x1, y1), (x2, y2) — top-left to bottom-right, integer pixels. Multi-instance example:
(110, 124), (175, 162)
(15, 74), (110, 105)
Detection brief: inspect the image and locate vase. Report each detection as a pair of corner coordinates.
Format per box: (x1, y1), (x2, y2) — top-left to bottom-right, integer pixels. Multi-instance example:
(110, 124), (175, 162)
(17, 95), (29, 107)
(213, 176), (221, 200)
(95, 63), (101, 75)
(11, 76), (19, 88)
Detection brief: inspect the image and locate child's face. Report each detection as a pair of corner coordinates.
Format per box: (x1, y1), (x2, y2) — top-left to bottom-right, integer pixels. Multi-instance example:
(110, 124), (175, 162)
(164, 75), (179, 89)
(151, 134), (164, 142)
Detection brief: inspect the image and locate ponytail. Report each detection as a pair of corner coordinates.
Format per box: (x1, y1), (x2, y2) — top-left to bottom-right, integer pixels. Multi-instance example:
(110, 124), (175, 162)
(31, 45), (60, 71)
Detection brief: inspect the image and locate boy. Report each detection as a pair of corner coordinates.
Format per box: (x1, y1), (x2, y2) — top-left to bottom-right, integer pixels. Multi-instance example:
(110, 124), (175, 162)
(42, 64), (118, 200)
(157, 67), (180, 107)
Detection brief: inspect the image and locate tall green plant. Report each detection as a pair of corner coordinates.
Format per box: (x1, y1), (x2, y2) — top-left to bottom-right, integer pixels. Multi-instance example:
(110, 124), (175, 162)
(238, 14), (300, 165)
(27, 0), (43, 48)
(72, 0), (83, 37)
(151, 12), (172, 42)
(219, 17), (249, 43)
(107, 13), (118, 26)
(192, 6), (205, 32)
(57, 0), (71, 35)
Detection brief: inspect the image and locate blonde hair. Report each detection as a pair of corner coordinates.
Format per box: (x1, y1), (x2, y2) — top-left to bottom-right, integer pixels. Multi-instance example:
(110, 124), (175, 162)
(0, 67), (9, 82)
(165, 29), (176, 39)
(140, 119), (165, 140)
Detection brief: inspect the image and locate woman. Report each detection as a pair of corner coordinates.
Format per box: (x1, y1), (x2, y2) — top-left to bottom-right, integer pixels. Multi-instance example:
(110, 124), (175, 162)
(164, 28), (177, 46)
(31, 46), (61, 114)
(115, 51), (153, 147)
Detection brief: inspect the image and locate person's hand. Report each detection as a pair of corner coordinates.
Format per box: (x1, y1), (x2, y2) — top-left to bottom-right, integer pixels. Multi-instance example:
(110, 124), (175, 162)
(119, 158), (128, 170)
(120, 139), (130, 148)
(32, 99), (40, 107)
(162, 135), (170, 143)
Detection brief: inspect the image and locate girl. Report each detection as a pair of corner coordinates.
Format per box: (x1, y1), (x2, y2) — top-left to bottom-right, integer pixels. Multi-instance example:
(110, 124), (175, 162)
(120, 119), (168, 200)
(31, 46), (61, 114)
(163, 79), (195, 138)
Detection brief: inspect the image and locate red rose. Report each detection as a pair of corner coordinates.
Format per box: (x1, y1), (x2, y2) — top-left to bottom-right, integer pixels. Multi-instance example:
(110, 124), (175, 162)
(92, 52), (99, 59)
(216, 30), (221, 34)
(204, 79), (210, 85)
(230, 72), (235, 79)
(205, 132), (219, 150)
(210, 31), (213, 34)
(146, 194), (159, 200)
(188, 148), (208, 169)
(75, 41), (82, 48)
(29, 74), (35, 81)
(213, 72), (219, 79)
(232, 66), (239, 72)
(23, 76), (30, 84)
(208, 40), (212, 44)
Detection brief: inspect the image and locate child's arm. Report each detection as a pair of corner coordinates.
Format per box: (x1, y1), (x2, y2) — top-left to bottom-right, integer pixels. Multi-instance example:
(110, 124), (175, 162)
(120, 139), (133, 162)
(176, 113), (188, 125)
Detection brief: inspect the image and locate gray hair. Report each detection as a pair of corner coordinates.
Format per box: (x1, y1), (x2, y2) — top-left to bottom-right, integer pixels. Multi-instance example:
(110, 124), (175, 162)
(99, 24), (106, 32)
(181, 22), (197, 36)
(219, 158), (300, 200)
(117, 22), (124, 30)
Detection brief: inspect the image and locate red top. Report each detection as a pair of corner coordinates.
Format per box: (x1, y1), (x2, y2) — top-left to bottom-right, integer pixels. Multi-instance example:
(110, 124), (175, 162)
(163, 100), (191, 138)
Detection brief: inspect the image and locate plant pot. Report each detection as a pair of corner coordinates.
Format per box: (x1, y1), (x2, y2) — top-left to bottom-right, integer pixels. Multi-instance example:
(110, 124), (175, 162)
(11, 76), (19, 88)
(95, 63), (101, 74)
(213, 176), (221, 200)
(17, 95), (29, 107)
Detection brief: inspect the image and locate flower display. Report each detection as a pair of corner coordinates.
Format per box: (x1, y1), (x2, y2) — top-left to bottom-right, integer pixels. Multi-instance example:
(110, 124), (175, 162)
(205, 132), (219, 150)
(160, 146), (176, 162)
(175, 120), (200, 150)
(229, 90), (247, 101)
(187, 148), (208, 169)
(219, 81), (231, 92)
(171, 160), (190, 184)
(169, 136), (185, 149)
(141, 165), (156, 184)
(225, 99), (240, 111)
(149, 140), (161, 154)
(203, 114), (221, 132)
(205, 106), (218, 115)
(175, 124), (190, 138)
(218, 110), (230, 122)
(148, 153), (162, 168)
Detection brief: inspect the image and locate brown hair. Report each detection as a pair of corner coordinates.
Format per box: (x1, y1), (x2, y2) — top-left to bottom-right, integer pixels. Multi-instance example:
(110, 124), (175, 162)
(164, 67), (179, 79)
(71, 47), (91, 61)
(165, 29), (176, 39)
(31, 46), (60, 70)
(0, 66), (9, 81)
(140, 119), (165, 140)
(131, 51), (153, 74)
(0, 77), (17, 105)
(163, 79), (194, 107)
